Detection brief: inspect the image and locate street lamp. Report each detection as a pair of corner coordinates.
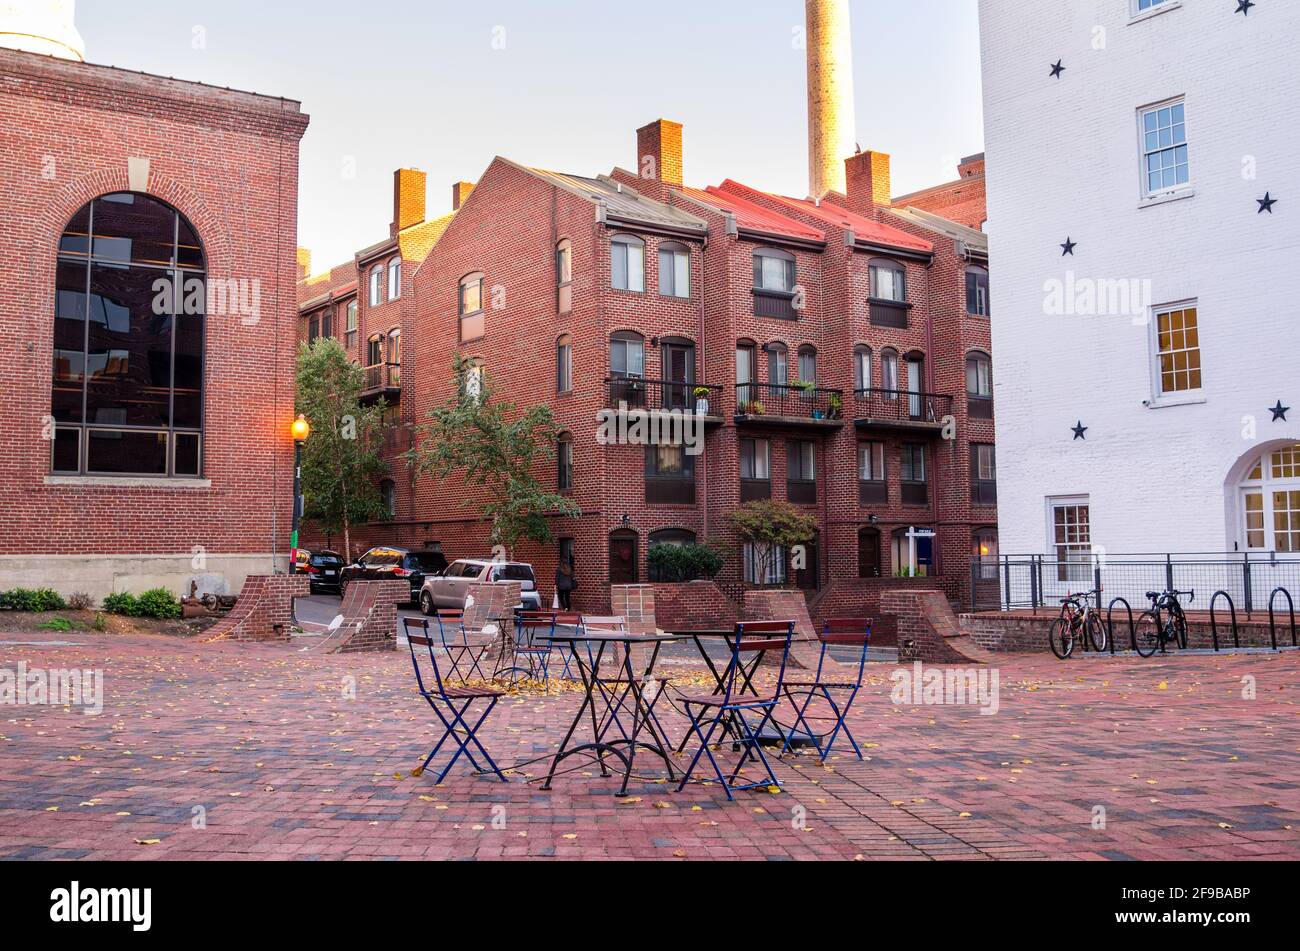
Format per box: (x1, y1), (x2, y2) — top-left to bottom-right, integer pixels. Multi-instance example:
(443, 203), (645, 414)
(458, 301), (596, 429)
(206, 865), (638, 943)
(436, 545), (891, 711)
(290, 415), (311, 559)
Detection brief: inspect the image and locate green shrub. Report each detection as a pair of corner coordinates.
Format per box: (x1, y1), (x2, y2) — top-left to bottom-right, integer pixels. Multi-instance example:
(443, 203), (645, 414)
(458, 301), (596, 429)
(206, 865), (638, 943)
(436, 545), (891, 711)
(136, 588), (182, 620)
(102, 592), (139, 617)
(0, 588), (68, 612)
(38, 617), (74, 633)
(92, 613), (110, 633)
(647, 543), (724, 583)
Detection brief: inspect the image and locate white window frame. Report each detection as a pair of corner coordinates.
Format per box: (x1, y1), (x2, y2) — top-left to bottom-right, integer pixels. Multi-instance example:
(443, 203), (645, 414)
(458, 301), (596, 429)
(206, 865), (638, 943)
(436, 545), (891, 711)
(1138, 97), (1191, 200)
(1046, 495), (1092, 585)
(369, 266), (383, 307)
(658, 243), (690, 299)
(1146, 298), (1205, 407)
(387, 258), (402, 301)
(1130, 0), (1180, 24)
(1238, 447), (1300, 553)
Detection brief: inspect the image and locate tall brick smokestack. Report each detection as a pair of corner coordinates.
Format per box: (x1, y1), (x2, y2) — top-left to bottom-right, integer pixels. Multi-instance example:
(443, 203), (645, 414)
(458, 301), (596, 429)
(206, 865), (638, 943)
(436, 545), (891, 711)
(805, 0), (857, 200)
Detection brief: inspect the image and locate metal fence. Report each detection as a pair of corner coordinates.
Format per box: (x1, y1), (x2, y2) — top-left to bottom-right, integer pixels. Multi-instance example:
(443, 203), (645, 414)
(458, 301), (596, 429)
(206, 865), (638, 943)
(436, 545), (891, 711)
(971, 552), (1300, 616)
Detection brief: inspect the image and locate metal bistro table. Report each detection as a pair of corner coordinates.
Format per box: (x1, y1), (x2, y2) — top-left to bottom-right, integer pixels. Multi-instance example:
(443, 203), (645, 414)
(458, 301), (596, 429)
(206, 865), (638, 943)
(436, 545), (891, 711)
(541, 629), (678, 797)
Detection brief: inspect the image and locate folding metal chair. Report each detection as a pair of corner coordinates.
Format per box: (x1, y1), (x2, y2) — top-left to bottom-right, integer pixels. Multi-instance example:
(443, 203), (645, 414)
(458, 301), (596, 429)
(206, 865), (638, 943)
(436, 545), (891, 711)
(775, 618), (872, 761)
(676, 620), (794, 801)
(511, 612), (557, 686)
(404, 618), (507, 784)
(431, 610), (492, 683)
(552, 612), (586, 679)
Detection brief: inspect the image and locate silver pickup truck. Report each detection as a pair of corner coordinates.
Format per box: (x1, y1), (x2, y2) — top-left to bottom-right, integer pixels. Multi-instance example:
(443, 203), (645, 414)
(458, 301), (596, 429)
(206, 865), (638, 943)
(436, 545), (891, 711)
(418, 559), (543, 615)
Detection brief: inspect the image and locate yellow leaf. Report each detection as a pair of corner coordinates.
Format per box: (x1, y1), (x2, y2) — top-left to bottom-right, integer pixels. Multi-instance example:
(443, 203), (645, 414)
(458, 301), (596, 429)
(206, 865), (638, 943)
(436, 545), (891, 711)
(1157, 682), (1169, 691)
(134, 839), (161, 846)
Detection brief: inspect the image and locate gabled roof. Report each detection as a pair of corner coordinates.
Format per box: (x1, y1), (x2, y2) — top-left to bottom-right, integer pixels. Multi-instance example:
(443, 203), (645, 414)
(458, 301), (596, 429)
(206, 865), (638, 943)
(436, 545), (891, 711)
(677, 186), (826, 245)
(718, 180), (933, 255)
(399, 212), (456, 264)
(499, 157), (708, 237)
(886, 206), (988, 256)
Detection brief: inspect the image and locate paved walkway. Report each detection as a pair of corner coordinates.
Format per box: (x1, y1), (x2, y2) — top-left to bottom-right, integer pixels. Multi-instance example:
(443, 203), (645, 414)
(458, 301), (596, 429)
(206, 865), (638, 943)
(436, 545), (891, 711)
(1, 634), (1296, 860)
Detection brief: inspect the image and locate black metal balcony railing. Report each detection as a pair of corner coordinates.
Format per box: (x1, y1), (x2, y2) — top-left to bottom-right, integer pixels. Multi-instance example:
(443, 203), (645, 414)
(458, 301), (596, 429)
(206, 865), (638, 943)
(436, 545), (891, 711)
(854, 388), (953, 428)
(869, 299), (909, 328)
(605, 378), (723, 416)
(735, 383), (845, 422)
(363, 363), (402, 394)
(753, 289), (798, 321)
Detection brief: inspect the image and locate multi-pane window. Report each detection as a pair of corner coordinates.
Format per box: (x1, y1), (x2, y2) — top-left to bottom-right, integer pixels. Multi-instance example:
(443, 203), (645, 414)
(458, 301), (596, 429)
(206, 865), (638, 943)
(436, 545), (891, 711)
(901, 444), (926, 484)
(870, 262), (906, 302)
(1241, 446), (1300, 552)
(557, 435), (573, 491)
(387, 258), (402, 300)
(345, 300), (358, 349)
(369, 266), (383, 306)
(556, 336), (572, 393)
(610, 333), (645, 378)
(1136, 0), (1171, 13)
(965, 267), (990, 316)
(611, 235), (645, 292)
(753, 249), (796, 293)
(1141, 100), (1189, 195)
(51, 193), (206, 478)
(658, 242), (690, 298)
(1156, 305), (1201, 394)
(740, 438), (771, 481)
(1052, 500), (1092, 582)
(972, 444), (997, 506)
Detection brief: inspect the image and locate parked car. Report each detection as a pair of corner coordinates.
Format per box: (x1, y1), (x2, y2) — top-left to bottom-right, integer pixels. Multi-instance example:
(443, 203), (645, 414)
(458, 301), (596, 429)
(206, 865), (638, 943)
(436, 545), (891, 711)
(340, 547), (449, 604)
(300, 550), (345, 595)
(419, 560), (542, 615)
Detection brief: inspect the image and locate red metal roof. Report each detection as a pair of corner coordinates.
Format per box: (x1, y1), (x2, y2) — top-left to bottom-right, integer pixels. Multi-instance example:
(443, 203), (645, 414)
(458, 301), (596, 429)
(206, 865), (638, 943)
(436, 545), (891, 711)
(718, 180), (933, 254)
(678, 186), (826, 243)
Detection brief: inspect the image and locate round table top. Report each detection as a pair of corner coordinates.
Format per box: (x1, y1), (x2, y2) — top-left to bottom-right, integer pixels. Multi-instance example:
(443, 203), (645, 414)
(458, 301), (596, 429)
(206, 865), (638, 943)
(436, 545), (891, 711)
(542, 629), (679, 644)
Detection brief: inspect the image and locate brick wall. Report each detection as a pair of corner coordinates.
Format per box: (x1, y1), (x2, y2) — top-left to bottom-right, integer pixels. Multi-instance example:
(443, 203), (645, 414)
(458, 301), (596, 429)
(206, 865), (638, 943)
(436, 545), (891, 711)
(207, 575), (308, 643)
(961, 610), (1298, 654)
(880, 589), (993, 664)
(333, 580), (407, 653)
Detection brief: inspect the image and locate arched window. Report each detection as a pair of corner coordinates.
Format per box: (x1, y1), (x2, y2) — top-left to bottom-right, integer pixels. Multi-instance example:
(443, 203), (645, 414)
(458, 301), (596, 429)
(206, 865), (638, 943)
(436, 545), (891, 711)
(658, 241), (691, 298)
(387, 257), (402, 301)
(610, 234), (645, 292)
(344, 299), (359, 349)
(1238, 445), (1300, 552)
(797, 345), (818, 386)
(462, 358), (484, 402)
(854, 345), (873, 393)
(387, 329), (402, 386)
(557, 432), (574, 491)
(556, 239), (573, 314)
(459, 272), (485, 342)
(369, 265), (383, 306)
(51, 192), (207, 478)
(556, 335), (573, 393)
(965, 266), (990, 316)
(966, 351), (993, 420)
(765, 342), (789, 387)
(380, 479), (397, 519)
(858, 527), (882, 579)
(753, 247), (796, 293)
(880, 348), (900, 398)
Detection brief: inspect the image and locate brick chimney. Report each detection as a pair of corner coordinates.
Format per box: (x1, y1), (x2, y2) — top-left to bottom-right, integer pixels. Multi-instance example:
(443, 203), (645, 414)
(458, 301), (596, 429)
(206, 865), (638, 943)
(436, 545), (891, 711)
(636, 119), (684, 187)
(844, 150), (891, 215)
(958, 153), (985, 179)
(451, 181), (475, 211)
(806, 0), (857, 199)
(392, 168), (427, 236)
(295, 247), (312, 281)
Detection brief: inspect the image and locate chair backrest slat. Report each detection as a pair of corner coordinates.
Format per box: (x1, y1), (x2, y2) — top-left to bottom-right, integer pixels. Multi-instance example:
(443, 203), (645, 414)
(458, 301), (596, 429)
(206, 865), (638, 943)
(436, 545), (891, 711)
(403, 616), (450, 698)
(817, 618), (873, 684)
(714, 620), (795, 706)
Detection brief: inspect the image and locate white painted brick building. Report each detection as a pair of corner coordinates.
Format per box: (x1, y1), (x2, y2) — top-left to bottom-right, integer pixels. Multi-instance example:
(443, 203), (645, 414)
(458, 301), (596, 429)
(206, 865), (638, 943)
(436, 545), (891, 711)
(979, 0), (1300, 561)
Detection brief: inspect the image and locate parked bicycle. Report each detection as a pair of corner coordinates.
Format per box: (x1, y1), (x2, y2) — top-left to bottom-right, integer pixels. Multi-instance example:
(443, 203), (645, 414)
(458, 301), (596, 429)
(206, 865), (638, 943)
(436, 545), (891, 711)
(1049, 588), (1108, 659)
(1133, 589), (1193, 658)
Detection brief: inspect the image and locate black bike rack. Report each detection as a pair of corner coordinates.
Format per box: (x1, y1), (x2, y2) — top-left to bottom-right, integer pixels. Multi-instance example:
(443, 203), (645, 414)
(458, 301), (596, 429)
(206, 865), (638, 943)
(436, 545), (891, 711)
(1268, 587), (1297, 652)
(1210, 590), (1239, 652)
(1106, 597), (1132, 656)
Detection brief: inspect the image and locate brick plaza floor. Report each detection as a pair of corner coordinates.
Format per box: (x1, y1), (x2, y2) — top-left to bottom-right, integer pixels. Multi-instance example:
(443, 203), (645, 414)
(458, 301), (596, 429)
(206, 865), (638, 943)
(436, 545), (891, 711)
(1, 633), (1297, 861)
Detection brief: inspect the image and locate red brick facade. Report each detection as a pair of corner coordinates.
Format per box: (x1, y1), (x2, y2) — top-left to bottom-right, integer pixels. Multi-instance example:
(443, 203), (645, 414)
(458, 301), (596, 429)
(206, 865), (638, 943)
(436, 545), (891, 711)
(0, 48), (308, 599)
(298, 122), (993, 621)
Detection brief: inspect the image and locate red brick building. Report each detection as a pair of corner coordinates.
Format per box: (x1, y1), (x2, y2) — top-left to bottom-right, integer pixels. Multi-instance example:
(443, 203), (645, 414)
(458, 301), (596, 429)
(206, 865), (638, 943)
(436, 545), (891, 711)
(0, 45), (308, 599)
(303, 121), (994, 625)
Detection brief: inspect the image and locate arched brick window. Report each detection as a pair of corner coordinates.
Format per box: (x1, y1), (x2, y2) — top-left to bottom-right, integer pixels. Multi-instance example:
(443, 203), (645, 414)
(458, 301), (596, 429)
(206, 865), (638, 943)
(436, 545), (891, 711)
(52, 192), (207, 478)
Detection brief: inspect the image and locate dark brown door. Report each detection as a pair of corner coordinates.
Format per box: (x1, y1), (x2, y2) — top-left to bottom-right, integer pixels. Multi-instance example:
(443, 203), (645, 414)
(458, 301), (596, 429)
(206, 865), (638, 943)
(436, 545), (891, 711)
(609, 530), (639, 585)
(858, 528), (882, 579)
(796, 533), (820, 591)
(662, 343), (694, 410)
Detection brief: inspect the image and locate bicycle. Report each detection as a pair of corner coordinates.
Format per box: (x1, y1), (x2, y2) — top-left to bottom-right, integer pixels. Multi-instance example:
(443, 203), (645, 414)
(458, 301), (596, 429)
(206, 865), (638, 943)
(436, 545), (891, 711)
(1133, 589), (1193, 658)
(1049, 589), (1108, 659)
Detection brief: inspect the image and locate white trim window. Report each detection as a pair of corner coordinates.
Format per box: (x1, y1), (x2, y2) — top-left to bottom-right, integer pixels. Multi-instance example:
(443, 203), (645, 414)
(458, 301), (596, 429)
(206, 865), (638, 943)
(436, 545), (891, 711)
(369, 266), (383, 307)
(611, 234), (645, 292)
(1049, 497), (1092, 583)
(387, 258), (402, 301)
(1140, 99), (1189, 197)
(1239, 446), (1300, 552)
(1153, 302), (1202, 395)
(658, 242), (690, 299)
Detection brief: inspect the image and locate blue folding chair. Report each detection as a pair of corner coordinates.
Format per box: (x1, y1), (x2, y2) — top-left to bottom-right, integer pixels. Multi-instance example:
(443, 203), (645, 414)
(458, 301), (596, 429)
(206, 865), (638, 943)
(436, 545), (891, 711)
(511, 613), (557, 686)
(431, 610), (492, 683)
(404, 617), (508, 784)
(774, 618), (872, 761)
(676, 620), (794, 801)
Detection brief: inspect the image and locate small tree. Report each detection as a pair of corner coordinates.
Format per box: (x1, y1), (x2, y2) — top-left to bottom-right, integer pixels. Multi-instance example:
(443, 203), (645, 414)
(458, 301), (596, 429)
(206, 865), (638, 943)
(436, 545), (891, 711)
(410, 357), (580, 556)
(728, 500), (818, 587)
(295, 338), (389, 561)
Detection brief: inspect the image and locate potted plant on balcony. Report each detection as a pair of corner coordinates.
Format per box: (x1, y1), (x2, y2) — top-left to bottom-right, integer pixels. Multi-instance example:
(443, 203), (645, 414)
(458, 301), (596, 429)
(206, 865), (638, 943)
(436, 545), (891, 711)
(827, 393), (844, 421)
(739, 400), (765, 416)
(693, 386), (712, 416)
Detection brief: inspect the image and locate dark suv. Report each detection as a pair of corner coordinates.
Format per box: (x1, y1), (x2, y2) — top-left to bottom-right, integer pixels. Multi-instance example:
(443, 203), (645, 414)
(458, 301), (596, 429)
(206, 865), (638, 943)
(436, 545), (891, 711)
(301, 550), (345, 595)
(339, 547), (449, 604)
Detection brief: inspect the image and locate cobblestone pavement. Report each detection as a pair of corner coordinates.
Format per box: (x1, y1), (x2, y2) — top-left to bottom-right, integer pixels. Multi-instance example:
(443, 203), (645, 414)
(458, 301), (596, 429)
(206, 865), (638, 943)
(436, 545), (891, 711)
(1, 633), (1297, 860)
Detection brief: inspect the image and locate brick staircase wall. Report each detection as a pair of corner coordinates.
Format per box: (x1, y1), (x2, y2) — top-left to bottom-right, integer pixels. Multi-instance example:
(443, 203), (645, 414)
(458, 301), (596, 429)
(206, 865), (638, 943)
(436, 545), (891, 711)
(649, 582), (742, 632)
(808, 576), (964, 647)
(881, 589), (994, 665)
(329, 580), (408, 653)
(206, 575), (308, 643)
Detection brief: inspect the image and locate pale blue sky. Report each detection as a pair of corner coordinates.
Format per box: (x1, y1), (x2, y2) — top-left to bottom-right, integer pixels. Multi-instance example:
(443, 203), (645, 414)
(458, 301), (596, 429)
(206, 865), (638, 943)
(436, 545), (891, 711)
(78, 0), (984, 270)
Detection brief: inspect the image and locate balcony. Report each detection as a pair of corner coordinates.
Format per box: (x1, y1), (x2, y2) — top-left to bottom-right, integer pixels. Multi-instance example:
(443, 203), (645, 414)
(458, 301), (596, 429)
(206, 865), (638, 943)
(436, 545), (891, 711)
(854, 388), (953, 434)
(735, 383), (845, 430)
(869, 298), (910, 329)
(605, 378), (724, 425)
(753, 288), (798, 321)
(361, 363), (402, 404)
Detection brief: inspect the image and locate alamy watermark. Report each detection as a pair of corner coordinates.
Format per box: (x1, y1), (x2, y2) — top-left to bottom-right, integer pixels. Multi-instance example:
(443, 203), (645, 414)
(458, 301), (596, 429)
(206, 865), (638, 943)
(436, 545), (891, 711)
(890, 662), (1000, 716)
(0, 663), (103, 715)
(151, 274), (261, 325)
(596, 403), (705, 456)
(1043, 270), (1153, 322)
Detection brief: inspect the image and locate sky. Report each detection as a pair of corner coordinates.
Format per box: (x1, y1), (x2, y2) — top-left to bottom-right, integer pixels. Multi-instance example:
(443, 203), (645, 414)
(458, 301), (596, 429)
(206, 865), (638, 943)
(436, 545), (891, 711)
(76, 0), (985, 271)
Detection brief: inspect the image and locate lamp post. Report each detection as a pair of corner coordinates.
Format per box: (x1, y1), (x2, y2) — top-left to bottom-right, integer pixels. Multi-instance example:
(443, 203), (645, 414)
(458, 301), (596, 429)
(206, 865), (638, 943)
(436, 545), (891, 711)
(290, 415), (311, 559)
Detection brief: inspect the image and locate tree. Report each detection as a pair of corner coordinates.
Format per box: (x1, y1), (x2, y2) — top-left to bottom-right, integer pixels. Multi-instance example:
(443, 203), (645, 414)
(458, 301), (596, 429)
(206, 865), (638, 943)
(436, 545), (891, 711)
(295, 338), (389, 561)
(728, 500), (818, 587)
(410, 357), (580, 556)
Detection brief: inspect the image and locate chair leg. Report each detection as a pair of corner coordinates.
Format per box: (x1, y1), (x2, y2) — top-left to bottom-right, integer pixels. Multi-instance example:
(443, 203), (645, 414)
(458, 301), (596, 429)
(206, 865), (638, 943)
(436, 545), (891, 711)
(676, 706), (725, 796)
(733, 708), (781, 791)
(821, 688), (863, 761)
(785, 688), (827, 760)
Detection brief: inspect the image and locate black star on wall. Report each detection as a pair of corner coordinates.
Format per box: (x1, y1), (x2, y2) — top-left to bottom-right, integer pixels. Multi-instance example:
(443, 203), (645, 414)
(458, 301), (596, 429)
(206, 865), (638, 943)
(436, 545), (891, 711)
(1072, 422), (1088, 441)
(1050, 60), (1065, 79)
(1271, 401), (1290, 422)
(1258, 193), (1277, 213)
(1236, 0), (1255, 16)
(1061, 237), (1077, 256)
